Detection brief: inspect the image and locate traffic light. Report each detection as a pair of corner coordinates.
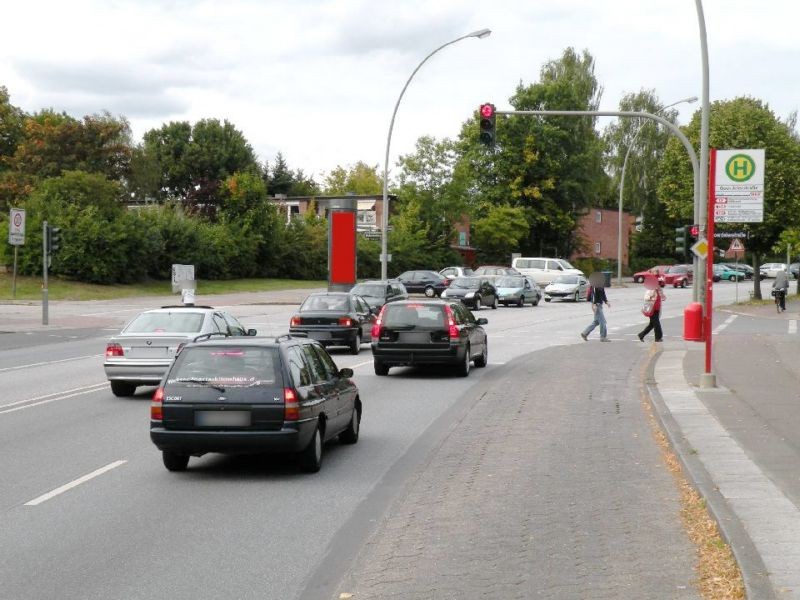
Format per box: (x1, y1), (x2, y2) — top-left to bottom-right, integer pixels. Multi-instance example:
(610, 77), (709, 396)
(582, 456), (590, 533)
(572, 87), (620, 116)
(47, 225), (62, 254)
(479, 103), (496, 146)
(674, 226), (688, 259)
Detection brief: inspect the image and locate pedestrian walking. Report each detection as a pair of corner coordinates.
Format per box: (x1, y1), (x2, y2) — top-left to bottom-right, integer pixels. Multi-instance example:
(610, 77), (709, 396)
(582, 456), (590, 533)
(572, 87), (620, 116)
(773, 267), (789, 312)
(581, 273), (610, 342)
(638, 275), (665, 342)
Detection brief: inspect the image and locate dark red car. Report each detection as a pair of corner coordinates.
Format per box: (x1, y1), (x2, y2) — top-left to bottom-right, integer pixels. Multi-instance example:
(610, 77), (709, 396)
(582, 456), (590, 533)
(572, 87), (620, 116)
(632, 265), (669, 287)
(662, 264), (693, 288)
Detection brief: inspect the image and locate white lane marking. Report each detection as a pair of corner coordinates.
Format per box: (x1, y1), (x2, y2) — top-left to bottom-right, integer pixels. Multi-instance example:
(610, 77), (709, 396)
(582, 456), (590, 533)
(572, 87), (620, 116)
(713, 314), (737, 335)
(0, 383), (108, 414)
(350, 360), (373, 369)
(25, 460), (127, 506)
(79, 308), (141, 317)
(790, 320), (797, 335)
(0, 354), (104, 373)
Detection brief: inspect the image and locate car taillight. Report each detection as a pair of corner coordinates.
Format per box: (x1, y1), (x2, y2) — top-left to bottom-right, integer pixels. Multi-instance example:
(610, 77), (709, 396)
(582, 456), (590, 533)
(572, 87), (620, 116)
(444, 306), (459, 339)
(151, 387), (164, 421)
(284, 388), (299, 421)
(338, 316), (353, 327)
(290, 316), (302, 326)
(105, 343), (124, 357)
(371, 306), (387, 338)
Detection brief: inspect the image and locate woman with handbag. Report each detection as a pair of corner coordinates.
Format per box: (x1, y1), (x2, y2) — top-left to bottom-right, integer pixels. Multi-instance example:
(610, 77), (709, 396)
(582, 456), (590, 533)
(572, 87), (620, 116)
(638, 275), (666, 342)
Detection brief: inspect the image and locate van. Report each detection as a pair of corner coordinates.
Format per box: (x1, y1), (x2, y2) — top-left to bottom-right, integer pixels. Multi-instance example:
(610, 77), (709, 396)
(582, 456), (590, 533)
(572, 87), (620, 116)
(511, 257), (584, 286)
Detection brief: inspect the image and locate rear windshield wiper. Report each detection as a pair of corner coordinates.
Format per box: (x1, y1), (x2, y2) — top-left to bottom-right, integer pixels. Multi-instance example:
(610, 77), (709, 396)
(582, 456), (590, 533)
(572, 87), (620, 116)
(175, 377), (226, 392)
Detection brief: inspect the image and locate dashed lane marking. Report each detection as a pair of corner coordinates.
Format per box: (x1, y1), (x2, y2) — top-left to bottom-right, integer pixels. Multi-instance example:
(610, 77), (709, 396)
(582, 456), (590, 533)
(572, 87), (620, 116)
(0, 383), (108, 415)
(24, 460), (127, 506)
(713, 314), (737, 335)
(0, 354), (104, 373)
(790, 320), (797, 335)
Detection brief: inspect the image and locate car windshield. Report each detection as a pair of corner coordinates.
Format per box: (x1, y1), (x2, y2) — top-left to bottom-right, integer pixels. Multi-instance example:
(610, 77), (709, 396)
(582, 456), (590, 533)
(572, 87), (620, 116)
(124, 311), (205, 333)
(557, 259), (577, 270)
(553, 275), (579, 284)
(496, 276), (524, 287)
(667, 266), (687, 273)
(301, 295), (350, 312)
(169, 346), (281, 387)
(351, 284), (384, 297)
(450, 277), (477, 289)
(382, 305), (445, 328)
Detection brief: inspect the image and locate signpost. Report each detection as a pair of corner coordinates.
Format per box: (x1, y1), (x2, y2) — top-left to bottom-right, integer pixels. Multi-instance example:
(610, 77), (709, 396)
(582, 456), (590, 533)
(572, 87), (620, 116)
(714, 149), (765, 223)
(8, 208), (25, 299)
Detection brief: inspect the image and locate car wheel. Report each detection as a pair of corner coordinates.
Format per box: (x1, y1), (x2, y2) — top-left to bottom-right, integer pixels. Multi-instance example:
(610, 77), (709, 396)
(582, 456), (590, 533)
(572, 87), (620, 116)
(339, 406), (360, 444)
(729, 275), (736, 282)
(634, 276), (643, 283)
(532, 297), (539, 306)
(573, 291), (580, 302)
(474, 341), (488, 368)
(545, 297), (551, 302)
(374, 361), (389, 376)
(517, 295), (524, 307)
(424, 286), (436, 298)
(349, 331), (362, 355)
(491, 296), (498, 309)
(162, 451), (189, 472)
(456, 344), (471, 377)
(110, 381), (136, 397)
(299, 424), (323, 473)
(682, 279), (688, 288)
(474, 295), (481, 309)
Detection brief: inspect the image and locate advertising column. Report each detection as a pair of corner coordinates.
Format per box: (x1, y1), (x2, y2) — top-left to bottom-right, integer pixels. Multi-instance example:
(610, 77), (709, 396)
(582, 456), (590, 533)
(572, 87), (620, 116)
(327, 197), (357, 292)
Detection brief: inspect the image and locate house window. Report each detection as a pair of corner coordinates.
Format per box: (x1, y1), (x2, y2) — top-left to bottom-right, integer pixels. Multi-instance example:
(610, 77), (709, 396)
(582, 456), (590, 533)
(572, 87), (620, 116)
(594, 242), (601, 255)
(595, 211), (602, 223)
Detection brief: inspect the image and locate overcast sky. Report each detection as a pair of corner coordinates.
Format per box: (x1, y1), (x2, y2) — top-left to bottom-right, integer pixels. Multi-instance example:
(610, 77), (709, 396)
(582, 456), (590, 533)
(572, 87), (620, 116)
(2, 0), (798, 183)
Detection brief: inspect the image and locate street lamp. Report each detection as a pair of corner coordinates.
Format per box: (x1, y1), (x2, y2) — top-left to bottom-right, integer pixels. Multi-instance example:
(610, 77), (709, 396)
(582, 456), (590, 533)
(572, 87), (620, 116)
(616, 95), (698, 285)
(380, 28), (492, 280)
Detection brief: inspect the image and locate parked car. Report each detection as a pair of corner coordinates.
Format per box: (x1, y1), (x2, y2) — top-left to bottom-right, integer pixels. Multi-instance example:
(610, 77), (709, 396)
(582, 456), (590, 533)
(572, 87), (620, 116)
(349, 280), (408, 310)
(439, 266), (475, 280)
(149, 334), (360, 473)
(104, 305), (256, 397)
(371, 300), (488, 377)
(719, 263), (755, 279)
(663, 264), (693, 288)
(713, 264), (745, 282)
(289, 292), (376, 354)
(494, 275), (542, 307)
(760, 263), (789, 278)
(440, 276), (498, 310)
(472, 265), (520, 277)
(511, 257), (584, 286)
(790, 263), (800, 279)
(544, 274), (589, 302)
(632, 265), (670, 285)
(396, 270), (450, 297)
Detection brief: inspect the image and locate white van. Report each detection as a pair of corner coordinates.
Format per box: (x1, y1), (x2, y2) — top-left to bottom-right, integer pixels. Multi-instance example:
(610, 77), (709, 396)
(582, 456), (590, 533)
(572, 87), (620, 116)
(511, 257), (584, 286)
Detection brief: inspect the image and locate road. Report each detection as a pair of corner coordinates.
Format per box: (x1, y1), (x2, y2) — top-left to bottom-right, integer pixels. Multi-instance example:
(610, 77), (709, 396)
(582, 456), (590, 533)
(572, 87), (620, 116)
(0, 279), (780, 599)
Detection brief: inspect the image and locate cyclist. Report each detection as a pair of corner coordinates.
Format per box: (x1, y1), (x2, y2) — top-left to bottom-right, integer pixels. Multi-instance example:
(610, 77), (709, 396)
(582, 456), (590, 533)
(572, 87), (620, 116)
(773, 267), (790, 312)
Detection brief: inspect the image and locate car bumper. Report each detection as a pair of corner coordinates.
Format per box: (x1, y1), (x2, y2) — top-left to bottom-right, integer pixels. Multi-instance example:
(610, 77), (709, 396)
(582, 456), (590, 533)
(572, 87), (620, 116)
(150, 421), (316, 455)
(289, 327), (359, 345)
(497, 294), (522, 303)
(371, 344), (464, 366)
(104, 361), (171, 384)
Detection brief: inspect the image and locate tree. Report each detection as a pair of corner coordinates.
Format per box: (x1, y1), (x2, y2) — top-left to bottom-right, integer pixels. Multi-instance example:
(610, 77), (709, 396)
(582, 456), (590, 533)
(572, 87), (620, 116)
(264, 152), (319, 196)
(471, 205), (529, 264)
(323, 162), (382, 195)
(0, 86), (25, 172)
(659, 97), (800, 299)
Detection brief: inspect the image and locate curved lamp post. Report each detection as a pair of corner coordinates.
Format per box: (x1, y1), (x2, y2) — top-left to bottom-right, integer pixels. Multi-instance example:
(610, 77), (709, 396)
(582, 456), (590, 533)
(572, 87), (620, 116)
(380, 28), (492, 280)
(616, 96), (698, 285)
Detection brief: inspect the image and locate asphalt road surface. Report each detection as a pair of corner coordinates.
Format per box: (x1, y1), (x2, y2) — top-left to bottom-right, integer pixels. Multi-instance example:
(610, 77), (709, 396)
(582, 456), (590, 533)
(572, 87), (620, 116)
(0, 279), (778, 599)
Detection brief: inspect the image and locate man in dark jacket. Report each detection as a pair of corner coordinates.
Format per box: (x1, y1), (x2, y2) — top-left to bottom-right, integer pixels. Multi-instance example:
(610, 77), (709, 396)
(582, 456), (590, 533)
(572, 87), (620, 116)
(581, 285), (611, 342)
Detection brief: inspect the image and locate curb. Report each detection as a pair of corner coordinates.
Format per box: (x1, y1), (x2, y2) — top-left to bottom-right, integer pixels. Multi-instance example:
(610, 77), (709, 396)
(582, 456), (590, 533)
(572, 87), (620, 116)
(643, 346), (777, 600)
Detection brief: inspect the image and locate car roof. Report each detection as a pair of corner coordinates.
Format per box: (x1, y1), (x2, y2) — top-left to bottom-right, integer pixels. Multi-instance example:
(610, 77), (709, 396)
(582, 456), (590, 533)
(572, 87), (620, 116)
(183, 333), (314, 350)
(146, 305), (217, 313)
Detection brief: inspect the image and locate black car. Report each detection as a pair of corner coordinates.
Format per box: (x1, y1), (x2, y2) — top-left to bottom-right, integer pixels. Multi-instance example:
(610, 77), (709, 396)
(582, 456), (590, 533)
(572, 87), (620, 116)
(150, 335), (361, 473)
(396, 270), (450, 297)
(349, 280), (408, 310)
(289, 292), (376, 354)
(371, 300), (488, 377)
(440, 276), (498, 310)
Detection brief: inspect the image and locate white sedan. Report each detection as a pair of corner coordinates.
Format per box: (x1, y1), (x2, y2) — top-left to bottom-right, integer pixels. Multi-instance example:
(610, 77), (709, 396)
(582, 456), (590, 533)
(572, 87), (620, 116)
(544, 274), (589, 302)
(759, 263), (789, 278)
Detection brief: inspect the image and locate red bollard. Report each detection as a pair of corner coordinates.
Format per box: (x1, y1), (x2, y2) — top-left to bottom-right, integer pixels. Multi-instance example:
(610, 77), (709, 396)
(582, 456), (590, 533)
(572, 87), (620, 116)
(683, 302), (704, 341)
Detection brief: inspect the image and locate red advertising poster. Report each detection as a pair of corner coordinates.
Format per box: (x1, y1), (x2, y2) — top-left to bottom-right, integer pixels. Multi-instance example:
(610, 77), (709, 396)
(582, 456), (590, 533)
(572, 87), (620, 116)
(330, 211), (356, 284)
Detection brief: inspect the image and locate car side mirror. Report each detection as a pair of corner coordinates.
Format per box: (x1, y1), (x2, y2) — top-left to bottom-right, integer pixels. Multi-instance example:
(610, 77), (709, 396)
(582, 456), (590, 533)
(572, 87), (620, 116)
(247, 328), (257, 336)
(339, 367), (354, 378)
(477, 318), (488, 325)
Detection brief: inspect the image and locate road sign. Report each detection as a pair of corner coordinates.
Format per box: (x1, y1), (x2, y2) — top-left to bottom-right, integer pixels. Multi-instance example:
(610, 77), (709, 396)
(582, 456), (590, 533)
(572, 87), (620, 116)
(714, 149), (765, 223)
(8, 208), (25, 245)
(691, 238), (708, 259)
(729, 238), (744, 252)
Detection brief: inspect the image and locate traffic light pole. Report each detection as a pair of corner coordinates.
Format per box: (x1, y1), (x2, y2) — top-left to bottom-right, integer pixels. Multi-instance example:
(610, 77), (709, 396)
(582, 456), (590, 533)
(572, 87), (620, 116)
(42, 221), (49, 325)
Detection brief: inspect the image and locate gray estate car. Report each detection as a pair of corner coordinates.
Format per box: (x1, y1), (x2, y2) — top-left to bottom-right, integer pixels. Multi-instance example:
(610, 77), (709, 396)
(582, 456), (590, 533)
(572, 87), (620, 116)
(104, 305), (256, 397)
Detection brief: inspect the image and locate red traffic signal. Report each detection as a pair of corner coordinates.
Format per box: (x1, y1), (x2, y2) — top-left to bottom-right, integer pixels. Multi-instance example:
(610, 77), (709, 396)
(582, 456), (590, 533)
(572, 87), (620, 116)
(480, 103), (495, 119)
(479, 103), (496, 146)
(690, 225), (699, 237)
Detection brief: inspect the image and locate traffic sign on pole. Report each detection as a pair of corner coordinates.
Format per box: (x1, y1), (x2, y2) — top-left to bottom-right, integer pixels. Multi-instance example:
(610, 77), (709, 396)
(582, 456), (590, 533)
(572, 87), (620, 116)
(8, 208), (25, 245)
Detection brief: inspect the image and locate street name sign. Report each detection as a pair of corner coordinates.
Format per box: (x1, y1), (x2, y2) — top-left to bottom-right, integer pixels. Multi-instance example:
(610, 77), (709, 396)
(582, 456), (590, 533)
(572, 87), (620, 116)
(8, 208), (25, 245)
(714, 149), (764, 223)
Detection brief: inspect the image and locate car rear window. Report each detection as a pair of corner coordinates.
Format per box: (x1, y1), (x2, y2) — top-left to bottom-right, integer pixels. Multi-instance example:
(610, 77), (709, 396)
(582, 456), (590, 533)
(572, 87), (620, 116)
(125, 311), (205, 333)
(301, 295), (350, 311)
(496, 276), (524, 287)
(383, 304), (445, 328)
(351, 284), (384, 296)
(169, 346), (282, 387)
(450, 277), (476, 288)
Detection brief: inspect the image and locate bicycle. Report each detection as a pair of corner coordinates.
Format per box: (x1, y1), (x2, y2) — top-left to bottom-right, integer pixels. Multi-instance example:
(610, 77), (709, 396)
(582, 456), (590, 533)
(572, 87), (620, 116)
(772, 288), (786, 313)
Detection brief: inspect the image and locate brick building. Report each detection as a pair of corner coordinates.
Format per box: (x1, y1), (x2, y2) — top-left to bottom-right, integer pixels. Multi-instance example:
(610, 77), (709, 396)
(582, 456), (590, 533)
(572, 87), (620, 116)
(573, 207), (636, 267)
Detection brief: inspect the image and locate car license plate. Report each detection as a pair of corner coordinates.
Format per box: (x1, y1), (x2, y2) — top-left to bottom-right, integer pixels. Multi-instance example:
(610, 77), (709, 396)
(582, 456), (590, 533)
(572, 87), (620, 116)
(128, 346), (168, 358)
(309, 331), (331, 340)
(194, 411), (251, 426)
(398, 332), (431, 343)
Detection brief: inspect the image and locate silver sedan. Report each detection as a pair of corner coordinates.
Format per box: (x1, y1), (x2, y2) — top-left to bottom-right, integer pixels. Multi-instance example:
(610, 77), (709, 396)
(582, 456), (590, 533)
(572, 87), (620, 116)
(544, 275), (589, 302)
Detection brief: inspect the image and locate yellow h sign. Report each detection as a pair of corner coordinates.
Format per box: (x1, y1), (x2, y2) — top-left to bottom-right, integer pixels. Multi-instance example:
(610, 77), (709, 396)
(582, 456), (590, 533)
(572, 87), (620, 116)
(725, 154), (756, 182)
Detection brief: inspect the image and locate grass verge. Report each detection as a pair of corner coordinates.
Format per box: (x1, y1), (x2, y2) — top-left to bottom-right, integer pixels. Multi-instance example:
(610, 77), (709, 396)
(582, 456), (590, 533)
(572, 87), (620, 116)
(0, 273), (326, 302)
(640, 378), (745, 599)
